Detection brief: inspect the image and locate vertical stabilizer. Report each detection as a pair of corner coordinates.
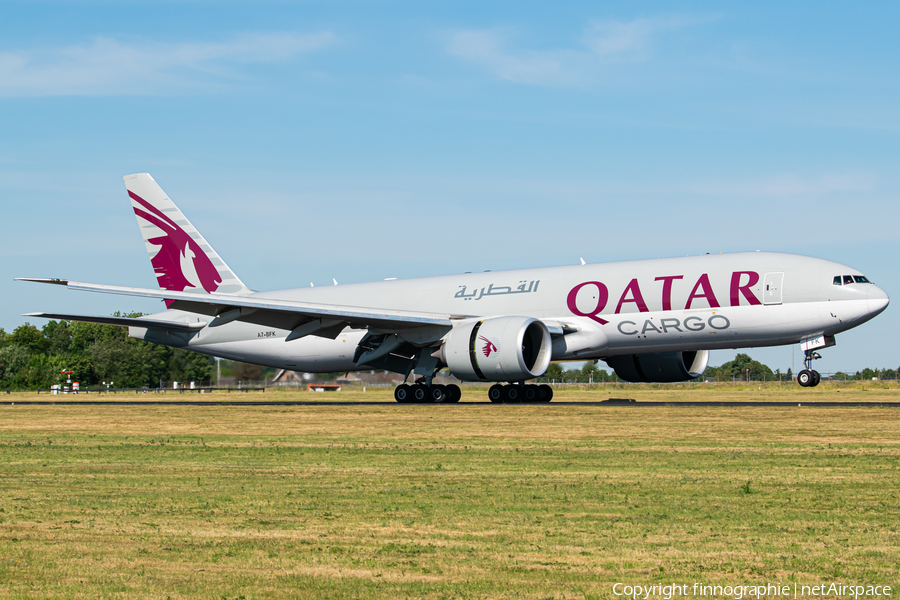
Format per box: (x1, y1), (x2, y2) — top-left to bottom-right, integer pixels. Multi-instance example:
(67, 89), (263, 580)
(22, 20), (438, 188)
(124, 173), (252, 295)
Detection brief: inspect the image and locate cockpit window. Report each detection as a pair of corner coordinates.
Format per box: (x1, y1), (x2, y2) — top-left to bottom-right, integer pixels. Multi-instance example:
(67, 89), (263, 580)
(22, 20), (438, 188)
(835, 275), (871, 285)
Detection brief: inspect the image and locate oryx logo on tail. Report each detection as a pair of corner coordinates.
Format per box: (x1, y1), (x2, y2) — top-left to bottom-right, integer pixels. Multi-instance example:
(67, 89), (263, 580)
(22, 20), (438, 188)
(130, 191), (222, 293)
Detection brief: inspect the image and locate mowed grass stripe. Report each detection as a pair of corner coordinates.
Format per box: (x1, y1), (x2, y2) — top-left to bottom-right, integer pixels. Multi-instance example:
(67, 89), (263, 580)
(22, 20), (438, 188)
(0, 388), (898, 599)
(4, 378), (900, 404)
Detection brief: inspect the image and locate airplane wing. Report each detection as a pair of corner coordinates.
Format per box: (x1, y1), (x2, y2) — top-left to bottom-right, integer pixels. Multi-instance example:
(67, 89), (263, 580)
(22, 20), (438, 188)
(16, 278), (454, 336)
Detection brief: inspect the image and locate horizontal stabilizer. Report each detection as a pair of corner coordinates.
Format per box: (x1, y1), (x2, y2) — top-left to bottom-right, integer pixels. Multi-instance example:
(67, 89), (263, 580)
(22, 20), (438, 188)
(23, 312), (205, 331)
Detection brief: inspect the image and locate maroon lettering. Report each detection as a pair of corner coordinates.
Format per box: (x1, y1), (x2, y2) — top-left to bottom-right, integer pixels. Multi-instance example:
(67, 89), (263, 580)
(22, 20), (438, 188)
(730, 271), (762, 306)
(615, 278), (649, 313)
(654, 275), (683, 311)
(684, 274), (720, 309)
(567, 281), (609, 325)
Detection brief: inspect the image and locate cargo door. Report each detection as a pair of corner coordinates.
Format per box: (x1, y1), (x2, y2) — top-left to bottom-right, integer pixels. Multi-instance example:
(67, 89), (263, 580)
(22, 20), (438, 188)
(763, 272), (784, 305)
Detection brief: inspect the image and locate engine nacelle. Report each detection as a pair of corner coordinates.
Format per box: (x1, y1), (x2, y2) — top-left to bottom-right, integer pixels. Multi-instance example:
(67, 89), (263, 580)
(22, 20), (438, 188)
(442, 316), (552, 382)
(606, 350), (709, 383)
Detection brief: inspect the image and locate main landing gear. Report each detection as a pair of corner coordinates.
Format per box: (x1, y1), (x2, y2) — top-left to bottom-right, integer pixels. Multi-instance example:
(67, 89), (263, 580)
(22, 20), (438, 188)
(488, 383), (553, 403)
(394, 383), (461, 403)
(392, 382), (554, 403)
(797, 350), (822, 388)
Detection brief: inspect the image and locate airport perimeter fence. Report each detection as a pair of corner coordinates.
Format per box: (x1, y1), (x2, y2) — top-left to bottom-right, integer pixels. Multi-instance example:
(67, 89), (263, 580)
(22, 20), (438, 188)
(283, 376), (900, 389)
(265, 376), (900, 390)
(33, 386), (266, 395)
(17, 376), (896, 395)
(543, 374), (899, 385)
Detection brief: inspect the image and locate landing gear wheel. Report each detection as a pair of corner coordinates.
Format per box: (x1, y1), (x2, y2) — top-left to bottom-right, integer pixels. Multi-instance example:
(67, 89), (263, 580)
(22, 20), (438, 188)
(488, 385), (504, 403)
(430, 385), (446, 403)
(800, 348), (825, 388)
(539, 384), (553, 402)
(412, 385), (428, 402)
(505, 386), (520, 403)
(523, 385), (537, 402)
(446, 384), (461, 403)
(394, 384), (411, 403)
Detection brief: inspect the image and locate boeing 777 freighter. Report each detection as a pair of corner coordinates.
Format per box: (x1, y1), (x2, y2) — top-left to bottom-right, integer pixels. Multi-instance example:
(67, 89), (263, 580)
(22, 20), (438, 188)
(18, 174), (889, 402)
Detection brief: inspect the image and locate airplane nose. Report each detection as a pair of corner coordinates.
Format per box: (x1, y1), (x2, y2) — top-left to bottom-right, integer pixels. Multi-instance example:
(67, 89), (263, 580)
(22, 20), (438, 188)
(867, 285), (890, 316)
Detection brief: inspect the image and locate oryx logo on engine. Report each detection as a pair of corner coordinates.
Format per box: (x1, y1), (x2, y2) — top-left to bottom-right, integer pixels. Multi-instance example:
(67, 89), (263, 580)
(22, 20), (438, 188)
(478, 335), (498, 358)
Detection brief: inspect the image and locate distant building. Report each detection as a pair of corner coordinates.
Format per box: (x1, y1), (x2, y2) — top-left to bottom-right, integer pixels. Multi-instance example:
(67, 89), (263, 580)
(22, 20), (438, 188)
(269, 369), (461, 387)
(336, 371), (404, 386)
(268, 370), (313, 387)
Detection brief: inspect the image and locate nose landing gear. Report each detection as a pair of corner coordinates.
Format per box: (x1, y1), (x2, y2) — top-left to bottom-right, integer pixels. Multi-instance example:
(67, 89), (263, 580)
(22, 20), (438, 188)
(797, 350), (822, 387)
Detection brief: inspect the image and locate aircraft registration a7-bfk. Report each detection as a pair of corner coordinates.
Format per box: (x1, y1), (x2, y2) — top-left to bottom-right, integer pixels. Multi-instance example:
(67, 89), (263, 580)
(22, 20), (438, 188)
(19, 174), (889, 402)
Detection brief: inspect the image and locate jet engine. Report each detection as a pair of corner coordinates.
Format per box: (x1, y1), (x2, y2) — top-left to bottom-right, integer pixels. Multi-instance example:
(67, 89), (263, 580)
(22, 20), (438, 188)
(441, 316), (552, 382)
(606, 350), (709, 383)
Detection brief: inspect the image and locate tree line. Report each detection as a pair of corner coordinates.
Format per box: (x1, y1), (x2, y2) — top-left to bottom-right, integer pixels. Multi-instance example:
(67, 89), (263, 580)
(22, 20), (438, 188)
(0, 318), (212, 390)
(534, 355), (777, 384)
(1, 318), (895, 390)
(536, 353), (898, 383)
(707, 353), (899, 381)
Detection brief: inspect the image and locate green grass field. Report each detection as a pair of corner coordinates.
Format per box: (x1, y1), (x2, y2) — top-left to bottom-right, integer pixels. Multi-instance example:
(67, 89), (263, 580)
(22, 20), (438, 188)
(1, 385), (898, 598)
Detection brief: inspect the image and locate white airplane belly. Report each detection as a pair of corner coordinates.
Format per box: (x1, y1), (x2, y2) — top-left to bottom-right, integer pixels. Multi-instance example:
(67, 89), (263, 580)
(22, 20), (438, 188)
(283, 333), (360, 372)
(191, 329), (363, 373)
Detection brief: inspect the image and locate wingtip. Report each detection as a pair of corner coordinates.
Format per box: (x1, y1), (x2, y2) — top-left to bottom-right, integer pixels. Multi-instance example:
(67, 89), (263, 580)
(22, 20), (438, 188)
(14, 278), (69, 285)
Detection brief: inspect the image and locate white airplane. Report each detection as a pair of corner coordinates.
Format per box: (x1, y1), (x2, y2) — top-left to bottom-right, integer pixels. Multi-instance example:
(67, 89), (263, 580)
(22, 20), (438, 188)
(18, 174), (889, 402)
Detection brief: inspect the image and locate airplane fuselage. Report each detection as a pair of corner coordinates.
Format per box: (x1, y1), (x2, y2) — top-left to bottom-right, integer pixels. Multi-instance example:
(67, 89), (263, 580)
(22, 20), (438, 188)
(21, 173), (890, 396)
(130, 251), (889, 374)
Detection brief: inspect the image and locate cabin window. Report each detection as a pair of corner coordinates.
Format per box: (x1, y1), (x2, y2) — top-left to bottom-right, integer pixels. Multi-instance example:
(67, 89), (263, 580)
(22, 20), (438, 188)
(833, 276), (842, 286)
(854, 275), (871, 283)
(843, 275), (854, 285)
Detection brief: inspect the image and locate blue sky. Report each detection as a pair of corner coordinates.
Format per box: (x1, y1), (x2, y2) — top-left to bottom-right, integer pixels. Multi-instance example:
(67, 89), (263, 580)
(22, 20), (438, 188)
(2, 1), (898, 373)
